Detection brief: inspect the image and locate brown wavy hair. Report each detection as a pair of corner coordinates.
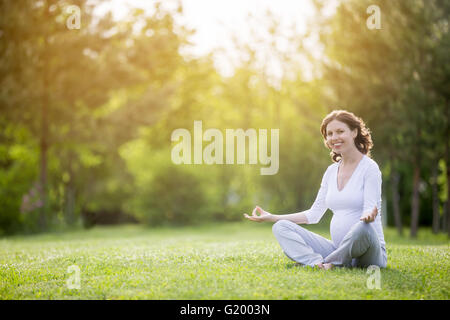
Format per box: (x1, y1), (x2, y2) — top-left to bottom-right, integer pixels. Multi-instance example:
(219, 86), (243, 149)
(320, 109), (373, 163)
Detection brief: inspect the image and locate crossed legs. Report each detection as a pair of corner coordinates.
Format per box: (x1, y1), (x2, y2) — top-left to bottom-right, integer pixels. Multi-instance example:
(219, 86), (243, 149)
(272, 220), (387, 269)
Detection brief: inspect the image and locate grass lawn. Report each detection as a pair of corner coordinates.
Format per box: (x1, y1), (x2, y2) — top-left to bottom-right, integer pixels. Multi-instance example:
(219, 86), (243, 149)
(0, 219), (449, 300)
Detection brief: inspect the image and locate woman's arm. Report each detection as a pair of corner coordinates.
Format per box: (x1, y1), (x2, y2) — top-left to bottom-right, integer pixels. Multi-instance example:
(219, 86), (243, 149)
(244, 206), (310, 224)
(360, 165), (382, 223)
(244, 166), (331, 225)
(269, 211), (309, 224)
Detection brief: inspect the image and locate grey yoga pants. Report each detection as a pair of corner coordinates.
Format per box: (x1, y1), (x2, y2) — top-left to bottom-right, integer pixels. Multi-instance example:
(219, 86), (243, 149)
(272, 220), (387, 268)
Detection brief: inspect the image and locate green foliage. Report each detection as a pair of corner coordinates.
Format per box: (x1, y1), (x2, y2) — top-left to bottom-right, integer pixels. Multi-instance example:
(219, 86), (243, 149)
(438, 159), (448, 203)
(0, 124), (39, 235)
(0, 0), (449, 234)
(120, 142), (206, 225)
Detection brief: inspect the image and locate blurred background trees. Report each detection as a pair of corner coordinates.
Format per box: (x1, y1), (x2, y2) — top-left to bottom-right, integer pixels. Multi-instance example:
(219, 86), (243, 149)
(0, 0), (448, 238)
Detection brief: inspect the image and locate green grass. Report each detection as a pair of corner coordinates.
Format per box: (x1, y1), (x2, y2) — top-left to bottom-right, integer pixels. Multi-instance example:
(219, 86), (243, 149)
(0, 221), (449, 299)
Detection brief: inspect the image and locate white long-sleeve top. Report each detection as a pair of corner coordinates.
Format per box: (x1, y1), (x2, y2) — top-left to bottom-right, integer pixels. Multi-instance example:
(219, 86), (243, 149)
(304, 154), (386, 249)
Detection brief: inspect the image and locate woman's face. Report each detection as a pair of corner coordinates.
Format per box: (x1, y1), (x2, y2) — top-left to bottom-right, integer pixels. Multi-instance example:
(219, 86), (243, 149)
(325, 119), (358, 154)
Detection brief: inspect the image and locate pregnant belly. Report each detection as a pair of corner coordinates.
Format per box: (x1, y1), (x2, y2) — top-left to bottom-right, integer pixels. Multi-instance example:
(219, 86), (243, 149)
(330, 214), (360, 247)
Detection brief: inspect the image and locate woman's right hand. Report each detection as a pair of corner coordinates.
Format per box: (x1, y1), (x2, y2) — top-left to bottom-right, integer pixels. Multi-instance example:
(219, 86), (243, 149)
(243, 206), (273, 222)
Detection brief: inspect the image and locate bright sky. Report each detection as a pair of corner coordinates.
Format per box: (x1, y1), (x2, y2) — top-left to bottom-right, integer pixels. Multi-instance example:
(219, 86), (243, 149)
(94, 0), (338, 82)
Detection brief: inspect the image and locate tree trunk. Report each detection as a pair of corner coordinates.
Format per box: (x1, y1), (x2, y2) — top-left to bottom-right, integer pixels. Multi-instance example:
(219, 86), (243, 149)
(443, 202), (448, 233)
(39, 104), (48, 231)
(432, 158), (440, 234)
(39, 3), (49, 231)
(65, 152), (76, 226)
(65, 182), (76, 226)
(445, 99), (450, 238)
(410, 156), (421, 238)
(390, 167), (403, 236)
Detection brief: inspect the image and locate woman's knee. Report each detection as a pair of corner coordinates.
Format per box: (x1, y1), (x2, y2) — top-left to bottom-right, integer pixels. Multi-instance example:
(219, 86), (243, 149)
(272, 219), (295, 235)
(345, 221), (374, 244)
(353, 221), (373, 235)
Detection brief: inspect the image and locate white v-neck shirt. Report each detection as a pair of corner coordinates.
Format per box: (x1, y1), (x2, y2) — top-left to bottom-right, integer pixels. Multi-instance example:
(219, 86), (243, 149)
(304, 154), (386, 249)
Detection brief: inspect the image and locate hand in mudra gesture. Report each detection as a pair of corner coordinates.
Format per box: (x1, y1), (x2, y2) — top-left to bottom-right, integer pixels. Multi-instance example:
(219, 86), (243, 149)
(360, 206), (378, 223)
(243, 206), (272, 222)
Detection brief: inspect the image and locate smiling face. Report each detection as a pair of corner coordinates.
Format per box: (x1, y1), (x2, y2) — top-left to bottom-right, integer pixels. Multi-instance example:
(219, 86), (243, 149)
(325, 119), (358, 154)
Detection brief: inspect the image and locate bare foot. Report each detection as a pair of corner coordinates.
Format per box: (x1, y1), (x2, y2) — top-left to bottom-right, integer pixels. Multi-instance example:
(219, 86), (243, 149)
(322, 263), (334, 270)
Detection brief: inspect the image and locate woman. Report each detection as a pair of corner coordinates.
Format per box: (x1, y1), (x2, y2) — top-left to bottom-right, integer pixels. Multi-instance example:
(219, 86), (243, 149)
(244, 110), (387, 270)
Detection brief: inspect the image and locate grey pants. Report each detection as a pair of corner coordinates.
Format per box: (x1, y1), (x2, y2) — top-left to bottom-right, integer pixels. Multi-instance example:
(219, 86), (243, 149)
(272, 220), (387, 268)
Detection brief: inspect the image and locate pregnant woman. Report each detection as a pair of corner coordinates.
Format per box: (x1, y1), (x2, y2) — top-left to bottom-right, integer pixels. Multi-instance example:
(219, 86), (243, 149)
(244, 109), (387, 270)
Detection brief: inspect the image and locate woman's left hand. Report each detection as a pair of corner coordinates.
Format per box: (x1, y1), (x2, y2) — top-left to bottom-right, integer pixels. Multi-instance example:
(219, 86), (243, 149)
(360, 206), (378, 223)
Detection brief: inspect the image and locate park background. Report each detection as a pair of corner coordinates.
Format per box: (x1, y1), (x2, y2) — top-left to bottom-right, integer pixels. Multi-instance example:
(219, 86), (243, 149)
(0, 0), (449, 300)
